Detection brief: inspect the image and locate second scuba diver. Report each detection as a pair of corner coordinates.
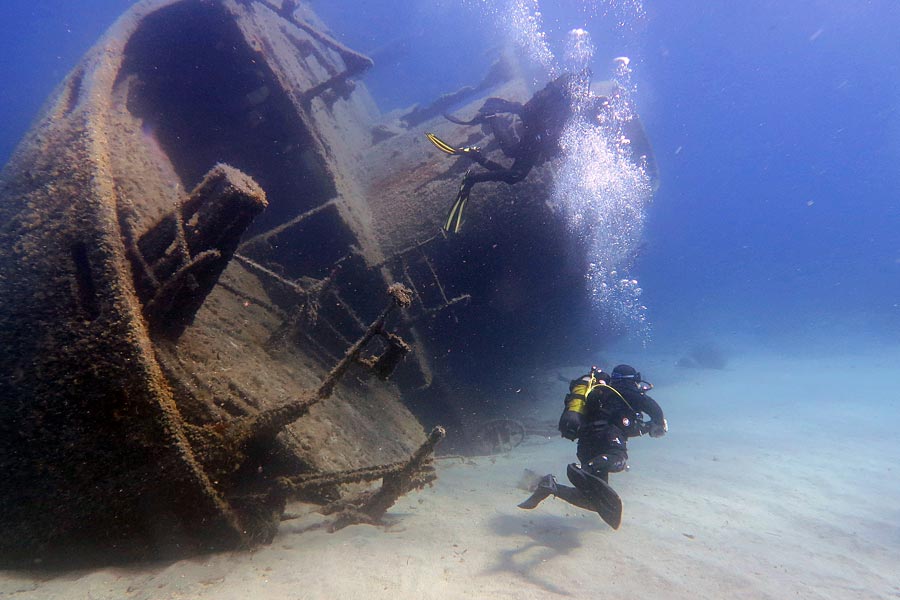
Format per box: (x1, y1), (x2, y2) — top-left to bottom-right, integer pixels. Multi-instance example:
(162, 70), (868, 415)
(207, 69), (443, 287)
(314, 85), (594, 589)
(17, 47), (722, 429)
(518, 364), (667, 529)
(426, 71), (601, 234)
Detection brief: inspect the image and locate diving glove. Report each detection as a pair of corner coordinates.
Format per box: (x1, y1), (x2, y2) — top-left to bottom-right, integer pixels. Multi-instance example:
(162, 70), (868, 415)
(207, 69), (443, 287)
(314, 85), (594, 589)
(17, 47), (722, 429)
(649, 418), (668, 438)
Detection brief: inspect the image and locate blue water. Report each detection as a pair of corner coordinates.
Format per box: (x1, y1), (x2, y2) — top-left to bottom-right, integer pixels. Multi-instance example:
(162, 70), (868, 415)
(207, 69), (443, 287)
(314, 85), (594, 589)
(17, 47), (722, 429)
(2, 3), (900, 595)
(2, 0), (897, 356)
(636, 1), (900, 351)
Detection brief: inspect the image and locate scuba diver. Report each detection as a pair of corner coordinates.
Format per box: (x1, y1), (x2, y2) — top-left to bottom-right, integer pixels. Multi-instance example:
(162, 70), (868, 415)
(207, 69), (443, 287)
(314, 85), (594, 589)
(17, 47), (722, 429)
(518, 364), (668, 529)
(426, 71), (605, 234)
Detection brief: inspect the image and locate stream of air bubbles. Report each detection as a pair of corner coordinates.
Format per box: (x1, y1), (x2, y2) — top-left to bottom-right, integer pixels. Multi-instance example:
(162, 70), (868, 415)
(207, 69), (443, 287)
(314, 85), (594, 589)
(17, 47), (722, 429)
(466, 0), (653, 338)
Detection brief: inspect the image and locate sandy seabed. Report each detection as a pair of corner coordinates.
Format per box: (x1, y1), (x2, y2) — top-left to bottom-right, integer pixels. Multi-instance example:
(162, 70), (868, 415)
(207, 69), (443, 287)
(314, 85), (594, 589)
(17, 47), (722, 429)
(3, 347), (899, 599)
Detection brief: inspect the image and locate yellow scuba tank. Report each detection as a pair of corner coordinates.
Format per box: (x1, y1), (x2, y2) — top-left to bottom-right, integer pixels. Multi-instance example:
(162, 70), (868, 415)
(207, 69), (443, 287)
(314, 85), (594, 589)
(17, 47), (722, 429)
(564, 366), (605, 415)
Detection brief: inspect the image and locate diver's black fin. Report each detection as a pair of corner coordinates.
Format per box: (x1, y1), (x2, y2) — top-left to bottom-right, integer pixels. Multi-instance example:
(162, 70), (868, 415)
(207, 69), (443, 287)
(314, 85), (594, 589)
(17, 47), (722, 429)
(517, 474), (557, 509)
(443, 179), (471, 234)
(566, 463), (622, 529)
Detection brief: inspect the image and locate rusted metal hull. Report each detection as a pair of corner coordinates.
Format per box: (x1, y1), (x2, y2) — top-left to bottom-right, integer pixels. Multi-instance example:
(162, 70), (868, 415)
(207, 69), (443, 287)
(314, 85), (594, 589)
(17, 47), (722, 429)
(0, 0), (425, 562)
(0, 0), (658, 563)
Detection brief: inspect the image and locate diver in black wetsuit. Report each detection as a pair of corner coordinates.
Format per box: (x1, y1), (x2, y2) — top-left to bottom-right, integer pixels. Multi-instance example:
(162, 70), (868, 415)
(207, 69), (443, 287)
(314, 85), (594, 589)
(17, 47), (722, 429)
(518, 364), (667, 529)
(426, 71), (607, 233)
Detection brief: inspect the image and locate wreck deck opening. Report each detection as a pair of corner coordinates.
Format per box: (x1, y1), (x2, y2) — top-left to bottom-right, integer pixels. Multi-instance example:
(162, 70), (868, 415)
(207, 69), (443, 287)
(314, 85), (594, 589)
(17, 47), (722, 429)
(117, 0), (335, 234)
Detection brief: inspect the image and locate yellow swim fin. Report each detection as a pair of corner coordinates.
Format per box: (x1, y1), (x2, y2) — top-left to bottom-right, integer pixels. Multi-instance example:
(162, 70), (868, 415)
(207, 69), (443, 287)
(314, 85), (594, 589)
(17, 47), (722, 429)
(443, 179), (471, 234)
(426, 132), (459, 155)
(426, 132), (480, 157)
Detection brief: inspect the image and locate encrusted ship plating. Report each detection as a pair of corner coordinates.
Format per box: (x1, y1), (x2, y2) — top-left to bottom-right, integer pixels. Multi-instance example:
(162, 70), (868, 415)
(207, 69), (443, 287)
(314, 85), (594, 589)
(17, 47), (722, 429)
(0, 0), (657, 564)
(0, 0), (448, 563)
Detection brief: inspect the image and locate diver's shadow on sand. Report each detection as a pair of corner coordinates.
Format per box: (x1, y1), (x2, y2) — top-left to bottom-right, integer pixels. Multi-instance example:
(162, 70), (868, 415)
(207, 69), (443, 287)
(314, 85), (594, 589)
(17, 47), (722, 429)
(482, 512), (602, 596)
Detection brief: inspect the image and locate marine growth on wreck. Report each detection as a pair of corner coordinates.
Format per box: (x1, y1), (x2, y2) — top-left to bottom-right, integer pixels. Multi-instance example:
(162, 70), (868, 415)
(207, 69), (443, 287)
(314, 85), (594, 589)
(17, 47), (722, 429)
(0, 0), (655, 564)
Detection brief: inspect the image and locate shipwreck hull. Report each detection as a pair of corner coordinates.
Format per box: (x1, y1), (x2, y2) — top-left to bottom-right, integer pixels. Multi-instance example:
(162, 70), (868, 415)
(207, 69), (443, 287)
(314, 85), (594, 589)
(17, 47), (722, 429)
(0, 0), (426, 562)
(359, 72), (658, 430)
(0, 85), (245, 557)
(0, 0), (658, 563)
